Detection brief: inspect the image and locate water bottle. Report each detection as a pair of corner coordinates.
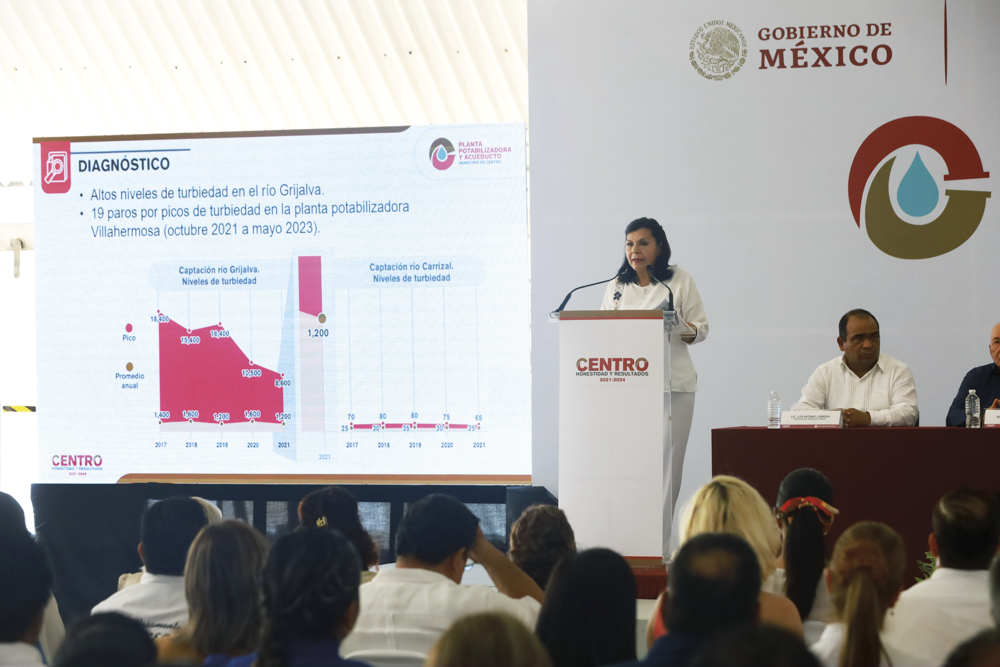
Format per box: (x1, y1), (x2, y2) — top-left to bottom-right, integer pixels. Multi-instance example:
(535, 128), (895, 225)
(966, 389), (981, 429)
(767, 391), (781, 429)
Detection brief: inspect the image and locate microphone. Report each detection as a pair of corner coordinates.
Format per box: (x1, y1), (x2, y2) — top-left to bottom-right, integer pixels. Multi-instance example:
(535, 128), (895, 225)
(550, 273), (622, 316)
(648, 272), (674, 313)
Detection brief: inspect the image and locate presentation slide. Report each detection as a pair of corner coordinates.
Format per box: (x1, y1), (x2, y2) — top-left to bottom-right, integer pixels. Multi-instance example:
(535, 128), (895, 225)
(33, 124), (530, 484)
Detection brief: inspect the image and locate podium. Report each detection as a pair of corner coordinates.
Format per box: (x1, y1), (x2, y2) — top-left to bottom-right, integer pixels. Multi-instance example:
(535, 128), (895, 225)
(554, 309), (681, 561)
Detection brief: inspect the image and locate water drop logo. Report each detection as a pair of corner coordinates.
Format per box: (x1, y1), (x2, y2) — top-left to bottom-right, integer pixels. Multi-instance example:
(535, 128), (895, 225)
(429, 138), (455, 171)
(848, 117), (991, 259)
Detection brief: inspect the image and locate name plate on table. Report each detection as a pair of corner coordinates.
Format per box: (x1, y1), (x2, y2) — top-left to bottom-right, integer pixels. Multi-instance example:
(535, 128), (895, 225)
(985, 410), (1000, 427)
(781, 410), (843, 428)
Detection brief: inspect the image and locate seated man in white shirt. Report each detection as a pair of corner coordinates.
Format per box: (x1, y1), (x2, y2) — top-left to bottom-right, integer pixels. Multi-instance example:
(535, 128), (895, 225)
(91, 497), (208, 638)
(0, 527), (51, 667)
(340, 493), (544, 661)
(791, 308), (918, 427)
(883, 488), (999, 665)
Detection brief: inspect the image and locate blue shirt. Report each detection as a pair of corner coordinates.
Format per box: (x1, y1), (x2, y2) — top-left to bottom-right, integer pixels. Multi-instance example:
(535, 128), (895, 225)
(611, 630), (706, 667)
(946, 363), (1000, 426)
(205, 640), (371, 667)
(204, 653), (256, 667)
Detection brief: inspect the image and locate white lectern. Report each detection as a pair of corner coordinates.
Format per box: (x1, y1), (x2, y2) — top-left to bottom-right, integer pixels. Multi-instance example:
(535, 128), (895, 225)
(554, 309), (681, 561)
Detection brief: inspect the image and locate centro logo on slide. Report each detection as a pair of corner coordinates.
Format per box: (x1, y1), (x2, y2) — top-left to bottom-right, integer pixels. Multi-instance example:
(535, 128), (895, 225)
(848, 117), (991, 259)
(429, 138), (455, 170)
(41, 141), (72, 194)
(51, 454), (103, 467)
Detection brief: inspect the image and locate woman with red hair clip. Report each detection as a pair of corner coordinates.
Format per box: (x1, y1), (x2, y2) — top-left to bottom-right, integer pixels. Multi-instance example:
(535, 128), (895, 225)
(768, 468), (840, 644)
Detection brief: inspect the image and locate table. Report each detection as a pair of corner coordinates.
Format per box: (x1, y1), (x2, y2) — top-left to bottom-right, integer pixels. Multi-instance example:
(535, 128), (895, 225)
(712, 427), (1000, 587)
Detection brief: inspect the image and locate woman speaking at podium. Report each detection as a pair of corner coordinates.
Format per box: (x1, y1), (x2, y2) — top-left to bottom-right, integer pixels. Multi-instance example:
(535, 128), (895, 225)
(601, 217), (708, 552)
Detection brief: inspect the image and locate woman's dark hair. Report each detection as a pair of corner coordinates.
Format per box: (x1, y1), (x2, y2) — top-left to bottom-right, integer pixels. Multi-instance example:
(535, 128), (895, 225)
(54, 612), (157, 667)
(509, 505), (576, 590)
(776, 468), (835, 621)
(0, 492), (27, 532)
(0, 527), (52, 643)
(616, 217), (674, 284)
(257, 530), (361, 667)
(535, 548), (637, 667)
(298, 486), (379, 567)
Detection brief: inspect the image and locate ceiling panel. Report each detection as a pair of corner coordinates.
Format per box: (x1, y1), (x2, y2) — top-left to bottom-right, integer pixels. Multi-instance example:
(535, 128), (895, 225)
(0, 0), (528, 187)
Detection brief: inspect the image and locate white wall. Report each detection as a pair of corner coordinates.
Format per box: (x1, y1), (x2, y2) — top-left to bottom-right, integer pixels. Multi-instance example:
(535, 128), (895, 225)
(528, 0), (1000, 548)
(0, 246), (37, 529)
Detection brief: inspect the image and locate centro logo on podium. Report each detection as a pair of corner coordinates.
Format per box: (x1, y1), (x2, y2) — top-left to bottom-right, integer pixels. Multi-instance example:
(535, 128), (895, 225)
(41, 141), (72, 193)
(576, 358), (649, 372)
(848, 117), (991, 259)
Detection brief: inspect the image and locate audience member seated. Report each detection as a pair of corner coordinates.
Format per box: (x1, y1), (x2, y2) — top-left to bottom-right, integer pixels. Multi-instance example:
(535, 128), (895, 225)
(0, 492), (65, 664)
(882, 488), (1000, 664)
(536, 548), (636, 667)
(52, 613), (156, 667)
(257, 529), (369, 667)
(155, 520), (269, 666)
(991, 553), (1000, 625)
(117, 497), (222, 592)
(620, 533), (762, 667)
(92, 497), (208, 638)
(688, 625), (821, 667)
(426, 612), (552, 667)
(0, 526), (53, 667)
(508, 505), (576, 591)
(945, 629), (1000, 667)
(340, 494), (544, 660)
(769, 469), (839, 643)
(298, 486), (381, 583)
(810, 521), (931, 667)
(648, 476), (802, 648)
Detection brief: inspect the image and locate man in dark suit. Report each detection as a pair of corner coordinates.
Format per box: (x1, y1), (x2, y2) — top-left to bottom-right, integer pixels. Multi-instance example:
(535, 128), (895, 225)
(947, 322), (1000, 426)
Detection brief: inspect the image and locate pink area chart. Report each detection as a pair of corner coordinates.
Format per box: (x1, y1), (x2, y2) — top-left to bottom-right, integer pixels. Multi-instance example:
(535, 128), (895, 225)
(158, 317), (284, 427)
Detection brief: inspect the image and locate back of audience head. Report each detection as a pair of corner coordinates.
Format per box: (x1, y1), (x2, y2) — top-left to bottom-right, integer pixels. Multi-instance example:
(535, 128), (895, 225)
(395, 494), (479, 577)
(298, 485), (380, 568)
(945, 629), (1000, 667)
(689, 624), (820, 667)
(0, 491), (28, 532)
(775, 468), (837, 621)
(667, 532), (761, 637)
(0, 526), (52, 645)
(258, 529), (361, 667)
(427, 612), (552, 667)
(680, 475), (782, 582)
(828, 521), (904, 667)
(180, 520), (269, 656)
(54, 612), (157, 667)
(932, 488), (1000, 571)
(140, 497), (209, 576)
(535, 548), (637, 667)
(508, 504), (576, 590)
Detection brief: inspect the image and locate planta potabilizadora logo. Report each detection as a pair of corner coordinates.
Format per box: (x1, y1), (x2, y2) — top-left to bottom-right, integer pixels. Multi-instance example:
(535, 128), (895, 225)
(690, 20), (747, 81)
(429, 138), (455, 171)
(848, 116), (991, 259)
